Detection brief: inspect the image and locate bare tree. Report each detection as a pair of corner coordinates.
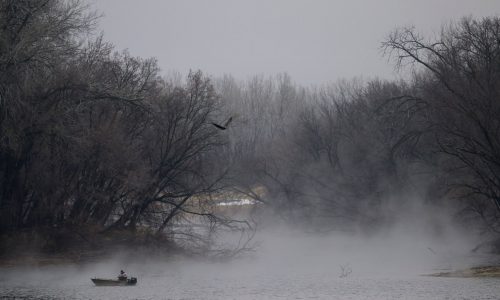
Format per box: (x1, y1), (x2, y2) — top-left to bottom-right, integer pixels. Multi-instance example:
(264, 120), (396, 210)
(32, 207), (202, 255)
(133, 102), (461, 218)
(383, 17), (500, 232)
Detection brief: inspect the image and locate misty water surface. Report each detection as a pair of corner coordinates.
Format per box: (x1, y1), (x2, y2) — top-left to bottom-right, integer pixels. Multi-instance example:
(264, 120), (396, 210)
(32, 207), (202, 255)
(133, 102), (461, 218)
(1, 229), (499, 300)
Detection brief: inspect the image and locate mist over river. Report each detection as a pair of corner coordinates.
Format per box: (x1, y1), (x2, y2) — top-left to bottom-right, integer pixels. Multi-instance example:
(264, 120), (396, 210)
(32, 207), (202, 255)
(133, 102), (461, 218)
(3, 1), (500, 299)
(1, 230), (499, 300)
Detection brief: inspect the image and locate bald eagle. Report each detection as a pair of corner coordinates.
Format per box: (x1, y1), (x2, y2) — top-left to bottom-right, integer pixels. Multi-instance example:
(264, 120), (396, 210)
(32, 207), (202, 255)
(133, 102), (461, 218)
(212, 117), (233, 130)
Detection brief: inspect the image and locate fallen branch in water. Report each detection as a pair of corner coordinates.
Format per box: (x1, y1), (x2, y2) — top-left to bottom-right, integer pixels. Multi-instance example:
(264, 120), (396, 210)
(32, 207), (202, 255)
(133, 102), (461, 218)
(339, 263), (352, 278)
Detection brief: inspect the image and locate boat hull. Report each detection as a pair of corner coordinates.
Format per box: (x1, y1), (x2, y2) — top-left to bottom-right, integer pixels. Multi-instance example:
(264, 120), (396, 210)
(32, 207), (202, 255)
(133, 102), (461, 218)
(91, 278), (137, 286)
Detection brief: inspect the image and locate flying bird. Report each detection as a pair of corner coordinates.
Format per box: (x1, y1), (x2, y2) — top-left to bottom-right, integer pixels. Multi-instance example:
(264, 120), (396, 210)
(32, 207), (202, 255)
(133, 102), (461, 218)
(212, 116), (233, 130)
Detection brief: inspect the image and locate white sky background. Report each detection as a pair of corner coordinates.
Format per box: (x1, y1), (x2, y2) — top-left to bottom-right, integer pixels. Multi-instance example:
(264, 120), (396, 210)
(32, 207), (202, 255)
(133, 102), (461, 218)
(92, 0), (500, 86)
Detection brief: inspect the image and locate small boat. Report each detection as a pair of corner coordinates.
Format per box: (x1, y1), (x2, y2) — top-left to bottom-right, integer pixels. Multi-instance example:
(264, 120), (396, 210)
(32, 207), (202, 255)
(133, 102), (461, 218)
(91, 277), (137, 286)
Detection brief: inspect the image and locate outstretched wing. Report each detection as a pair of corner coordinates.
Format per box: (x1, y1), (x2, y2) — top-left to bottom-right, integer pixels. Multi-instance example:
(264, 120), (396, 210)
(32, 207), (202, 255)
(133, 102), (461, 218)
(223, 117), (233, 128)
(211, 122), (226, 130)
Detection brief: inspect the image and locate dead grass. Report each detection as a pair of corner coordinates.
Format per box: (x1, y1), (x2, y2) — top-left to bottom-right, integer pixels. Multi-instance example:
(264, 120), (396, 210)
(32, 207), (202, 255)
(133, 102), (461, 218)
(0, 226), (181, 267)
(427, 266), (500, 278)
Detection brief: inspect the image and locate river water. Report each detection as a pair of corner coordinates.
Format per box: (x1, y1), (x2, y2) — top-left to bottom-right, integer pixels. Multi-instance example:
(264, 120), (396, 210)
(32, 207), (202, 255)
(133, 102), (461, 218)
(1, 262), (499, 300)
(1, 231), (500, 299)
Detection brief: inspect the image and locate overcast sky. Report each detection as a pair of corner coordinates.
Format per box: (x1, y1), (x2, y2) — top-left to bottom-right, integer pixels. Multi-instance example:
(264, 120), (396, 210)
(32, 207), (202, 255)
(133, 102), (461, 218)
(92, 0), (500, 86)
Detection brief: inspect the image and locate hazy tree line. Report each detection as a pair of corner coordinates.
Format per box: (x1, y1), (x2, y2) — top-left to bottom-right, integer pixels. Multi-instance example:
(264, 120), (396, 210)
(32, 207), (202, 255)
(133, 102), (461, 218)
(1, 0), (500, 252)
(218, 17), (500, 237)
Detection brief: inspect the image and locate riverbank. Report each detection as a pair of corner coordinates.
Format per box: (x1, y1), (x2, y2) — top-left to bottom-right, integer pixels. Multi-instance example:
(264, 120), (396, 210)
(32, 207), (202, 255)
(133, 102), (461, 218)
(0, 227), (182, 267)
(428, 266), (500, 278)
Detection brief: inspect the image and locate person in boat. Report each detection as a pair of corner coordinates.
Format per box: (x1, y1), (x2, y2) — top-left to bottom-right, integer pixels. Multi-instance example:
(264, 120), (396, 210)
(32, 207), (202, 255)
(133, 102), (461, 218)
(118, 270), (127, 281)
